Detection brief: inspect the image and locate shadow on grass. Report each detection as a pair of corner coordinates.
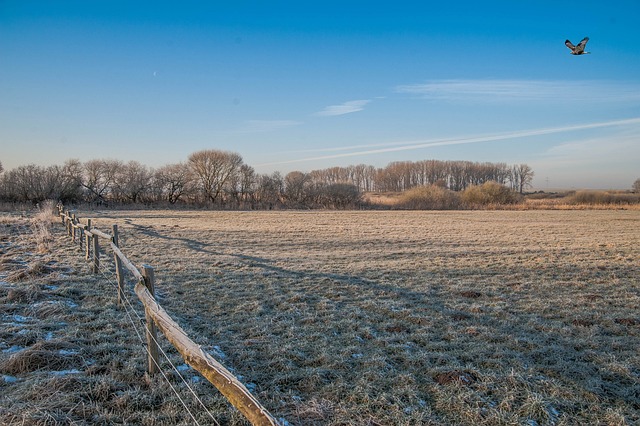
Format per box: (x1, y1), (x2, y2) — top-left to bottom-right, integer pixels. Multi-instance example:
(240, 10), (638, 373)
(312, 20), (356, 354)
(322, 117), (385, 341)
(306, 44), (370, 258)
(125, 219), (640, 413)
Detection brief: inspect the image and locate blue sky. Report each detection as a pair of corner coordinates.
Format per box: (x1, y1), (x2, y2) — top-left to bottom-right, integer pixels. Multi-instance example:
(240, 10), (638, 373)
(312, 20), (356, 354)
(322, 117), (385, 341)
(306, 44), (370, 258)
(1, 1), (640, 189)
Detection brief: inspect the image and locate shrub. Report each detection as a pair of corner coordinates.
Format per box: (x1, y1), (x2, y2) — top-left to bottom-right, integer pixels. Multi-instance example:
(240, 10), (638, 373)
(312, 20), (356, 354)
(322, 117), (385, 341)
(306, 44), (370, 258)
(317, 183), (362, 209)
(461, 181), (522, 207)
(398, 185), (461, 210)
(31, 200), (58, 253)
(570, 190), (640, 205)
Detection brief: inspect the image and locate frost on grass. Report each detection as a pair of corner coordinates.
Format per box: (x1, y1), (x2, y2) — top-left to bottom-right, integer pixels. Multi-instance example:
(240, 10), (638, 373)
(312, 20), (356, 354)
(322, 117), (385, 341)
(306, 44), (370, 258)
(1, 212), (244, 426)
(3, 209), (640, 425)
(67, 209), (639, 425)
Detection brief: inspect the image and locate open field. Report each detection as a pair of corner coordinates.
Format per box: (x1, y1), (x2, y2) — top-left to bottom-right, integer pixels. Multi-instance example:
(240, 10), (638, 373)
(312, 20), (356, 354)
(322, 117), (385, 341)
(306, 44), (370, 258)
(2, 209), (640, 425)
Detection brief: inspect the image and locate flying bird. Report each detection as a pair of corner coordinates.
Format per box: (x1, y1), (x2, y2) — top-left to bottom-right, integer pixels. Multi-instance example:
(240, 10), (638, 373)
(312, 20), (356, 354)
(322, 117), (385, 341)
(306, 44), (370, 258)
(565, 37), (590, 55)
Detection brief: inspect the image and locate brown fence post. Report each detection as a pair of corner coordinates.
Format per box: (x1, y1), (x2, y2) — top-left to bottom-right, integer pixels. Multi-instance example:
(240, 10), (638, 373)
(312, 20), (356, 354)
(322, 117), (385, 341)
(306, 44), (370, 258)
(64, 211), (70, 237)
(71, 214), (77, 242)
(78, 223), (84, 251)
(92, 229), (100, 274)
(85, 219), (92, 261)
(112, 224), (125, 306)
(67, 212), (73, 238)
(142, 265), (159, 376)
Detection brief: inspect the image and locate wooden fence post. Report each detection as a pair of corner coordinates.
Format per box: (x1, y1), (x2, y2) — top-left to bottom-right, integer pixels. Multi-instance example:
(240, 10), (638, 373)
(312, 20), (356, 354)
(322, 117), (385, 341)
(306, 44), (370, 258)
(64, 211), (69, 237)
(67, 212), (73, 238)
(78, 223), (84, 251)
(85, 219), (92, 261)
(112, 224), (125, 306)
(92, 229), (100, 274)
(142, 265), (159, 376)
(71, 214), (77, 242)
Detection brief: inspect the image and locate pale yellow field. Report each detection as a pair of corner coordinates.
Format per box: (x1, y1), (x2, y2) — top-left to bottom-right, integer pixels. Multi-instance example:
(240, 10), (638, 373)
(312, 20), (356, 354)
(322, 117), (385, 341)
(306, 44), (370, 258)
(2, 209), (638, 424)
(71, 209), (639, 425)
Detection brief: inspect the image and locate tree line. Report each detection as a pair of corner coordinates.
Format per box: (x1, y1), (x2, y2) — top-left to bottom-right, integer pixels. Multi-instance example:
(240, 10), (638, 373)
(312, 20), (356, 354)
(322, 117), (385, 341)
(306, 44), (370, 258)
(0, 152), (533, 209)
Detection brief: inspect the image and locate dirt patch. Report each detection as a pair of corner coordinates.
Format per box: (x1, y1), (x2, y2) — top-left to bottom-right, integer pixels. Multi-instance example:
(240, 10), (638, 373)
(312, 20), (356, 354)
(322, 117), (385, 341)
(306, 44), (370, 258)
(433, 370), (478, 386)
(459, 291), (482, 298)
(584, 294), (604, 302)
(614, 318), (639, 326)
(572, 319), (595, 327)
(451, 313), (471, 321)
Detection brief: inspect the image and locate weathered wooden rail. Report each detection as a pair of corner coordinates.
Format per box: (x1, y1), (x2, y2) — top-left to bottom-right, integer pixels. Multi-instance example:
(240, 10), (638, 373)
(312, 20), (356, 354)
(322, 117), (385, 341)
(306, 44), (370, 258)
(57, 206), (279, 426)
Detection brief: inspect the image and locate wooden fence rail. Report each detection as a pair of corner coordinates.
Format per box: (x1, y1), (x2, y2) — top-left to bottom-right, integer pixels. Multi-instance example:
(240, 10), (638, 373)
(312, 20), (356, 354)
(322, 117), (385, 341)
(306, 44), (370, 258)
(57, 206), (279, 426)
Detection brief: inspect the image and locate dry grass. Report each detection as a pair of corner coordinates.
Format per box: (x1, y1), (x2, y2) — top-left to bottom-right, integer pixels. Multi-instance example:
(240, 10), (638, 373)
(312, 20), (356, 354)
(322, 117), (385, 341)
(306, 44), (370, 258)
(2, 208), (639, 424)
(365, 189), (640, 211)
(40, 209), (636, 425)
(1, 212), (246, 425)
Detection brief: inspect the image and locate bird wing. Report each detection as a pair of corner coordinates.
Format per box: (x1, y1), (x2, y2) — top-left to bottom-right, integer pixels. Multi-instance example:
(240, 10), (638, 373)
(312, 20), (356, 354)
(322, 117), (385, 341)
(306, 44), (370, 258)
(576, 37), (589, 51)
(565, 40), (576, 51)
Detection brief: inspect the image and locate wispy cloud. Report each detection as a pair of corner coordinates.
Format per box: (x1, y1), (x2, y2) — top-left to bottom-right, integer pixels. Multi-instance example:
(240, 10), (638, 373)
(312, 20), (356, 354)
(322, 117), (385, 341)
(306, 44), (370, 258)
(256, 117), (640, 167)
(315, 99), (371, 116)
(542, 127), (640, 163)
(530, 128), (640, 188)
(396, 79), (640, 103)
(238, 120), (301, 133)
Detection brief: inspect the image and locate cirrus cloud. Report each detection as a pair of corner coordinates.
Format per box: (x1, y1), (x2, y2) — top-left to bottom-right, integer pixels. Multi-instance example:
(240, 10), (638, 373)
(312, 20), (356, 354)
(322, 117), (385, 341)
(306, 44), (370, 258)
(395, 79), (640, 103)
(314, 99), (371, 116)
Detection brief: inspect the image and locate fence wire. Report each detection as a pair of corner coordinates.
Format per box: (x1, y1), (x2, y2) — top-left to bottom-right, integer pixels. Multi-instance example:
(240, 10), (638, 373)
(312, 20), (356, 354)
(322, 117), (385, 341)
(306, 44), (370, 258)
(86, 239), (221, 426)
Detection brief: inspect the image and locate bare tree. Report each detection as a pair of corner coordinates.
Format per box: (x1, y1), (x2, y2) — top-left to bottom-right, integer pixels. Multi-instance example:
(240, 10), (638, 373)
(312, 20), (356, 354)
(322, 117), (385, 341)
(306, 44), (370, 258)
(0, 161), (3, 175)
(154, 163), (193, 204)
(2, 165), (43, 202)
(0, 164), (75, 202)
(255, 172), (283, 209)
(225, 164), (256, 205)
(511, 164), (535, 194)
(73, 159), (123, 202)
(350, 164), (377, 192)
(319, 183), (361, 209)
(41, 165), (78, 202)
(633, 178), (640, 193)
(284, 171), (313, 207)
(237, 164), (257, 205)
(114, 161), (153, 203)
(188, 150), (243, 204)
(62, 159), (87, 200)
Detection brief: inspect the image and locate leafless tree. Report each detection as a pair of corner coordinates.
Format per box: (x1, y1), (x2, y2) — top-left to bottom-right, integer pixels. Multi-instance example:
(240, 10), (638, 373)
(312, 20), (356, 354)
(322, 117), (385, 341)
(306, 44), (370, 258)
(511, 164), (535, 194)
(319, 183), (361, 209)
(154, 163), (193, 204)
(633, 178), (640, 193)
(284, 171), (313, 207)
(0, 164), (76, 202)
(255, 172), (283, 209)
(188, 150), (243, 204)
(225, 164), (257, 206)
(365, 160), (530, 193)
(1, 165), (42, 201)
(114, 161), (153, 203)
(350, 164), (377, 192)
(68, 159), (122, 202)
(237, 164), (257, 204)
(41, 164), (81, 202)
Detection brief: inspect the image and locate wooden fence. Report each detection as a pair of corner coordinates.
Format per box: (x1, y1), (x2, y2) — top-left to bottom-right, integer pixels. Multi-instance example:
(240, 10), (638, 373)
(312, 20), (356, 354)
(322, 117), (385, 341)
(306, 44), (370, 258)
(57, 206), (279, 426)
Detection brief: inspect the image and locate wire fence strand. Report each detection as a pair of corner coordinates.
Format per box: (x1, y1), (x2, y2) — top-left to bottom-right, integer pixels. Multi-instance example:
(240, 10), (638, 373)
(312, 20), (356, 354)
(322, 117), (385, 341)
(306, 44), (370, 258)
(93, 252), (220, 426)
(57, 208), (280, 426)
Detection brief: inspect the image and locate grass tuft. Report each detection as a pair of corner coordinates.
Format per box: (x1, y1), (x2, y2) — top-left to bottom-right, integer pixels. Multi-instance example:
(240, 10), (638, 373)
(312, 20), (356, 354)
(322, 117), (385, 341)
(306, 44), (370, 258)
(0, 341), (83, 375)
